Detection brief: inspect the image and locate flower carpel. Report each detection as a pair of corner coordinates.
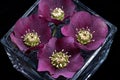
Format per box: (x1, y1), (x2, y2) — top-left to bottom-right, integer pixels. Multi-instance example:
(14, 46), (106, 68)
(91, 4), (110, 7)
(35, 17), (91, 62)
(76, 28), (93, 45)
(22, 30), (40, 47)
(51, 8), (64, 21)
(49, 50), (71, 69)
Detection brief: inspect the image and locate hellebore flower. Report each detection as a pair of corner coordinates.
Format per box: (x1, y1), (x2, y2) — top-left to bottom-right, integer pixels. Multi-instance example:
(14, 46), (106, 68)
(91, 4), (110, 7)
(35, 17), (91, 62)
(38, 0), (75, 23)
(10, 14), (51, 52)
(61, 11), (108, 51)
(37, 37), (84, 78)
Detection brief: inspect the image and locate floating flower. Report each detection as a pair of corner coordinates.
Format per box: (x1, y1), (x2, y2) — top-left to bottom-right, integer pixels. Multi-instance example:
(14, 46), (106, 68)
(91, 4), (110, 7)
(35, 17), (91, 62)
(38, 0), (75, 23)
(37, 37), (84, 78)
(61, 11), (108, 51)
(10, 14), (51, 52)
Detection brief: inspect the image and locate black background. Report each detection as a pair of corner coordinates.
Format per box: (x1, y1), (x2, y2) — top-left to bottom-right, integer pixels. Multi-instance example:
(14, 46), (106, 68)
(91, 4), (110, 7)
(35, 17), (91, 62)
(0, 0), (119, 80)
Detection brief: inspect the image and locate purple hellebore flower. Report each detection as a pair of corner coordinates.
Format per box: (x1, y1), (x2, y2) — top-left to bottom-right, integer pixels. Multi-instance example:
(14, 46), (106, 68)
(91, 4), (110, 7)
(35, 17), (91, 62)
(37, 37), (84, 78)
(61, 11), (108, 51)
(38, 0), (75, 24)
(10, 14), (51, 52)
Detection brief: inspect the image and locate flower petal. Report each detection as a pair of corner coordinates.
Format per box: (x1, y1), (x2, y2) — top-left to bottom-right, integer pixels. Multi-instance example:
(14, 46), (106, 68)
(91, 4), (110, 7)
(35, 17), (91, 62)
(81, 16), (108, 50)
(37, 38), (57, 59)
(52, 53), (84, 78)
(25, 14), (52, 44)
(37, 37), (83, 78)
(67, 53), (84, 72)
(38, 0), (75, 21)
(37, 38), (57, 75)
(56, 37), (76, 52)
(13, 17), (30, 37)
(68, 11), (108, 51)
(61, 0), (75, 18)
(10, 14), (51, 52)
(91, 16), (108, 39)
(61, 25), (76, 38)
(38, 0), (63, 21)
(85, 39), (105, 51)
(37, 59), (55, 74)
(38, 0), (51, 21)
(10, 33), (28, 52)
(70, 11), (92, 29)
(52, 69), (75, 78)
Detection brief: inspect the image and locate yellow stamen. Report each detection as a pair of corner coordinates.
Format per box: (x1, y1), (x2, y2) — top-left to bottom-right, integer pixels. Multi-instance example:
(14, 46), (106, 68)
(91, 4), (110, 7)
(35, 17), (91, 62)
(21, 30), (40, 47)
(51, 8), (64, 21)
(76, 28), (93, 45)
(49, 49), (71, 69)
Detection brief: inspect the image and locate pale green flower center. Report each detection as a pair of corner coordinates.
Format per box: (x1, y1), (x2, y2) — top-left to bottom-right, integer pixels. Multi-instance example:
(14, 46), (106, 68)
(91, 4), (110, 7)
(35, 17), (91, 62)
(49, 49), (71, 69)
(51, 8), (64, 21)
(76, 28), (93, 45)
(22, 30), (40, 47)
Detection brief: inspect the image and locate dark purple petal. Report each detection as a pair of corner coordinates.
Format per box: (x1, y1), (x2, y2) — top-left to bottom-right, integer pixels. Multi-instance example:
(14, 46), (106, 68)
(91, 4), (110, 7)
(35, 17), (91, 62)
(10, 14), (51, 52)
(10, 16), (31, 52)
(37, 59), (55, 74)
(91, 16), (108, 39)
(10, 33), (28, 52)
(81, 16), (108, 50)
(56, 37), (76, 53)
(61, 25), (76, 38)
(52, 53), (84, 78)
(67, 53), (84, 72)
(62, 11), (108, 51)
(38, 0), (62, 21)
(75, 36), (106, 51)
(82, 39), (105, 51)
(37, 38), (57, 59)
(13, 17), (30, 37)
(37, 37), (84, 78)
(25, 14), (51, 44)
(38, 0), (75, 21)
(38, 37), (76, 57)
(61, 0), (75, 18)
(70, 11), (92, 29)
(52, 69), (75, 78)
(37, 38), (57, 76)
(38, 0), (51, 21)
(37, 37), (77, 59)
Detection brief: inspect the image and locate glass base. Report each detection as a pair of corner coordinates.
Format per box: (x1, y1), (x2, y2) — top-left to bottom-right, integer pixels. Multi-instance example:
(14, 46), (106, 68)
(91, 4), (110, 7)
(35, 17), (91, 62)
(0, 0), (117, 80)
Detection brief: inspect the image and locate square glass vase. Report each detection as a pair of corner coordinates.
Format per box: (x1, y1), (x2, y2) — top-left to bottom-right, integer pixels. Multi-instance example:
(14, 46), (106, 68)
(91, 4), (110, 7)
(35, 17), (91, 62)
(0, 0), (117, 80)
